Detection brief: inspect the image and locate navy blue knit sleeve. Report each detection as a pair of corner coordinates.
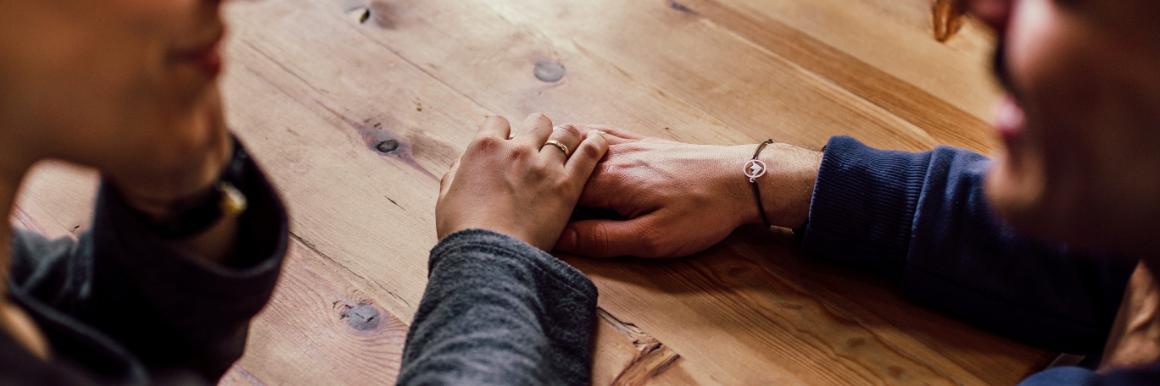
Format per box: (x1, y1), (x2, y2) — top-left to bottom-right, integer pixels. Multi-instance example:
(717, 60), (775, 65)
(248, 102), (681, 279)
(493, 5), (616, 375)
(803, 136), (1134, 354)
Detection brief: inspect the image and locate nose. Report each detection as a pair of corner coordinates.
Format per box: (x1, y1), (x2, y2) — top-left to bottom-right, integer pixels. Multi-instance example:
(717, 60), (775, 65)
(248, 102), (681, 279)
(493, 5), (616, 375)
(967, 0), (1013, 34)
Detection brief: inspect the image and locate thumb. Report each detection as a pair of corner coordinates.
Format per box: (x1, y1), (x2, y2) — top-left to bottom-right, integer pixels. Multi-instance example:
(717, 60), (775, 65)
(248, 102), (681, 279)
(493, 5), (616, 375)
(555, 217), (654, 258)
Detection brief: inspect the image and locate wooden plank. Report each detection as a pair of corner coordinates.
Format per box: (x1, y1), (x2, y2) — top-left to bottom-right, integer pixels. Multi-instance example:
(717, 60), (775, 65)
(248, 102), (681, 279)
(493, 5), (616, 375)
(355, 0), (941, 151)
(708, 0), (1003, 123)
(668, 0), (998, 151)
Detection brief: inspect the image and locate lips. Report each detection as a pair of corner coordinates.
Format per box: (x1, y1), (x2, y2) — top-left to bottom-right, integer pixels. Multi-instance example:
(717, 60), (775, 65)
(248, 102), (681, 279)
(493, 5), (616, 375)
(992, 94), (1027, 172)
(990, 40), (1026, 156)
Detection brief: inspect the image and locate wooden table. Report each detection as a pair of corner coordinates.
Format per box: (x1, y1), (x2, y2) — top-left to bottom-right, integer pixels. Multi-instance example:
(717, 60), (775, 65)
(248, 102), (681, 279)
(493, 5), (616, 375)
(14, 0), (1056, 384)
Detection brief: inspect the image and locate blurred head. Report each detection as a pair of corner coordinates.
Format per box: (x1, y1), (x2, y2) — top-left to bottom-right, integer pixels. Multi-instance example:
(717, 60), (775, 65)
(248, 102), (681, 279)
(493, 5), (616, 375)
(976, 0), (1160, 255)
(0, 0), (226, 175)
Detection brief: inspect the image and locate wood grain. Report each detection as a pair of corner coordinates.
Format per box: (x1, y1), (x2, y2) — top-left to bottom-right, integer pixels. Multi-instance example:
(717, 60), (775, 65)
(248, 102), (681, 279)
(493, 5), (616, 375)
(9, 0), (1057, 385)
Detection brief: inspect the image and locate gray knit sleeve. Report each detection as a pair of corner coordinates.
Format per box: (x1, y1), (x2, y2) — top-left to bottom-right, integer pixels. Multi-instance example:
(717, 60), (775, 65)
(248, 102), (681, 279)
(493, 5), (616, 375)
(397, 229), (598, 386)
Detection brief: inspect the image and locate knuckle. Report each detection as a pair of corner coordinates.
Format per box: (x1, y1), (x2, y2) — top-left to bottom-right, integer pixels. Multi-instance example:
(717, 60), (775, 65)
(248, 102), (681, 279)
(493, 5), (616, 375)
(471, 136), (503, 152)
(579, 142), (605, 159)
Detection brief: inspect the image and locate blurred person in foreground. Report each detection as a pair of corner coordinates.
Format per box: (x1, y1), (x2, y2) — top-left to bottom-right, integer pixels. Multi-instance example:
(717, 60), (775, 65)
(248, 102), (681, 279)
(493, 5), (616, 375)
(0, 0), (287, 384)
(400, 0), (1160, 384)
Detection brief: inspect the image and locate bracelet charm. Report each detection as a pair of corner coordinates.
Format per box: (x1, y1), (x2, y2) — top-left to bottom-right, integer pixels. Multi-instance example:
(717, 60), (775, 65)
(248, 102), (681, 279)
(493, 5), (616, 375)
(744, 159), (768, 183)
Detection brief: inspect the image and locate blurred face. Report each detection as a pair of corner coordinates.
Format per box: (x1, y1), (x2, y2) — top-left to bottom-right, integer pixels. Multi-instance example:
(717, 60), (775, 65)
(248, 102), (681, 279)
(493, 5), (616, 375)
(0, 0), (226, 172)
(978, 0), (1160, 254)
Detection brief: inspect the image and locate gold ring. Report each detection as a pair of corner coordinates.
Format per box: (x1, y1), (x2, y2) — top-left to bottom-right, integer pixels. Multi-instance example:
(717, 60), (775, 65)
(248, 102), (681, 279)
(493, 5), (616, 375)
(543, 139), (571, 158)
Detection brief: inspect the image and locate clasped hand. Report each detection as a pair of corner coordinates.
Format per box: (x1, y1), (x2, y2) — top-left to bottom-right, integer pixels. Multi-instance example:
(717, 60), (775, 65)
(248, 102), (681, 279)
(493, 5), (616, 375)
(437, 114), (821, 258)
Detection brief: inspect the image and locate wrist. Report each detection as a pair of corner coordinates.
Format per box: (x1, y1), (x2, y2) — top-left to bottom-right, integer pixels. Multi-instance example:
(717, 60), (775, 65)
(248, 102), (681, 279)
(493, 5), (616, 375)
(730, 142), (822, 229)
(716, 144), (766, 227)
(759, 144), (822, 229)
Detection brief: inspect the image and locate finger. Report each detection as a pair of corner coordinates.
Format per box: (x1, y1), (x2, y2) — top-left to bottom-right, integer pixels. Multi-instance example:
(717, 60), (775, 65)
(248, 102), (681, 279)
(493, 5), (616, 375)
(540, 124), (583, 165)
(439, 158), (460, 197)
(588, 132), (633, 146)
(576, 177), (616, 209)
(565, 130), (610, 178)
(476, 115), (512, 140)
(574, 157), (623, 210)
(439, 172), (451, 196)
(572, 127), (635, 146)
(555, 217), (653, 258)
(577, 125), (644, 140)
(516, 113), (554, 147)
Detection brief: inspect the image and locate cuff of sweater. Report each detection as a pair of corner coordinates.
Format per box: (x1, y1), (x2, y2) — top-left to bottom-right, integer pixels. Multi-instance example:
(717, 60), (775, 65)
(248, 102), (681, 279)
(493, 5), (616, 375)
(431, 229), (598, 300)
(802, 136), (931, 274)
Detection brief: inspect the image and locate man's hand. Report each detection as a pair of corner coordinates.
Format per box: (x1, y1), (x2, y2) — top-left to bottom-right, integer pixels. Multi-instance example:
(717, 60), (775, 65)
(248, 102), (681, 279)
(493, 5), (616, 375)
(437, 114), (610, 251)
(555, 127), (822, 258)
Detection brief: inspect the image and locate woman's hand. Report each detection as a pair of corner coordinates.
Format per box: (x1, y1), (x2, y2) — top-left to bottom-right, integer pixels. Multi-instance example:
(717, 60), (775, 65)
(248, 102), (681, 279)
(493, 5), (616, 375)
(555, 127), (822, 258)
(436, 114), (610, 251)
